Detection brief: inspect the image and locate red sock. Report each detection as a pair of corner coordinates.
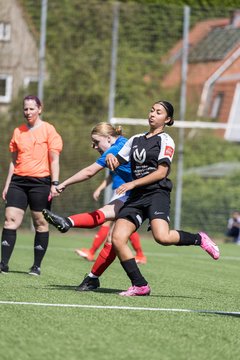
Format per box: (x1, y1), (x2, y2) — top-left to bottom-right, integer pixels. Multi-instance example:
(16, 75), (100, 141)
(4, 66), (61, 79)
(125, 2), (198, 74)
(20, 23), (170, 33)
(69, 210), (105, 228)
(89, 225), (110, 254)
(91, 242), (116, 277)
(129, 232), (144, 256)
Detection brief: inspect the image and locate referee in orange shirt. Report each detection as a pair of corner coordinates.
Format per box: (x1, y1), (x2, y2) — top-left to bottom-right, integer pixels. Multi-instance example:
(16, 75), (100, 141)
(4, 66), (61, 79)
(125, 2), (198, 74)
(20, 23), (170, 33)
(0, 95), (63, 275)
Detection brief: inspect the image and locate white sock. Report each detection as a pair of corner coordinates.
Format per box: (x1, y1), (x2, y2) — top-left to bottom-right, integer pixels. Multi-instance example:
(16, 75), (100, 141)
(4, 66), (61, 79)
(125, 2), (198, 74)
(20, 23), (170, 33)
(88, 272), (98, 279)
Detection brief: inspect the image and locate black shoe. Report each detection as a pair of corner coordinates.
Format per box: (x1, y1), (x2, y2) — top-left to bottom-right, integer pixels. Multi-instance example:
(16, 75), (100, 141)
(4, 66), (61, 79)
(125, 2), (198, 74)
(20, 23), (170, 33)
(29, 265), (41, 276)
(75, 276), (100, 291)
(0, 262), (9, 274)
(42, 209), (72, 233)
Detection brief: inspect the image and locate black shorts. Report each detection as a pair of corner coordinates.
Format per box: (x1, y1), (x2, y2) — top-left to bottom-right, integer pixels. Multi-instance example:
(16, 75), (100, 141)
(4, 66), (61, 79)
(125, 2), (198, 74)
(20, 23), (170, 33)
(6, 175), (51, 212)
(116, 189), (171, 229)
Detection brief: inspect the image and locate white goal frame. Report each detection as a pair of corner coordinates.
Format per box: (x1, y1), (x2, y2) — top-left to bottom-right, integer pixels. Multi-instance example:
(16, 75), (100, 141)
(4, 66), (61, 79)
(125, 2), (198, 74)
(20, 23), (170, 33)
(111, 117), (240, 131)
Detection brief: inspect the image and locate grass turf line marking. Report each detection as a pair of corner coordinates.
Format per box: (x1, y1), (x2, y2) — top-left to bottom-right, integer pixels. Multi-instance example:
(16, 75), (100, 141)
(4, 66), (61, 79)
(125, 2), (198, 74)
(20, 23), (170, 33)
(0, 301), (239, 316)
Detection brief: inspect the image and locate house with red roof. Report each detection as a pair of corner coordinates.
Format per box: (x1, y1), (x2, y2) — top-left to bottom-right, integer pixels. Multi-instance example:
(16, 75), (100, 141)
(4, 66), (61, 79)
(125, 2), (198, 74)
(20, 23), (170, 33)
(162, 10), (240, 141)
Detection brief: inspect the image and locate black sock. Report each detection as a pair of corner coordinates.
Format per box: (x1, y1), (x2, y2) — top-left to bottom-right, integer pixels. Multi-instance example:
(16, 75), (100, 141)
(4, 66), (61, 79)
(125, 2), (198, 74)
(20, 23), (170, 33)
(177, 231), (201, 246)
(120, 258), (148, 287)
(1, 228), (17, 265)
(33, 231), (49, 267)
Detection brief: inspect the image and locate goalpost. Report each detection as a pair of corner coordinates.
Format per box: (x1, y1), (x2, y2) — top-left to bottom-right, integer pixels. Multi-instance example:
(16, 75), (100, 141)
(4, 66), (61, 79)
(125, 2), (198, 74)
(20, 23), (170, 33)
(111, 117), (238, 130)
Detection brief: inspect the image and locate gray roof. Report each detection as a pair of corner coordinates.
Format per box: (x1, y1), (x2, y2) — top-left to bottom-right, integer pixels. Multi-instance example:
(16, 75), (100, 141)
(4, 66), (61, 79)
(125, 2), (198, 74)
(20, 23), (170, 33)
(189, 27), (240, 63)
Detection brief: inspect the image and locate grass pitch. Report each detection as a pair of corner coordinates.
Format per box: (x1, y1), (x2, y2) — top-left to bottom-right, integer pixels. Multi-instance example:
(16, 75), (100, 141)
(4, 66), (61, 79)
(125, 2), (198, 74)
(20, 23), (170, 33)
(0, 230), (239, 360)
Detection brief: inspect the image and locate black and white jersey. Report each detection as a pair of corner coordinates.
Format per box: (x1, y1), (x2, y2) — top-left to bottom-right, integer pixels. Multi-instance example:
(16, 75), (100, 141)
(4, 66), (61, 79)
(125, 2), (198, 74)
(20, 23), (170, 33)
(116, 132), (175, 193)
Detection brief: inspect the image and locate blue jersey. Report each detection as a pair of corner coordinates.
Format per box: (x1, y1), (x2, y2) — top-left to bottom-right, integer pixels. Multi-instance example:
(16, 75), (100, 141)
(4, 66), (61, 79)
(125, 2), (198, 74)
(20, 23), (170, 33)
(95, 136), (132, 183)
(111, 172), (125, 190)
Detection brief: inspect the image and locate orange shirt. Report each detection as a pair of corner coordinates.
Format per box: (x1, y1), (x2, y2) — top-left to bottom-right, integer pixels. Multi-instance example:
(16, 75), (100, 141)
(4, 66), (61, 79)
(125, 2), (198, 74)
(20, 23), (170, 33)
(9, 121), (63, 177)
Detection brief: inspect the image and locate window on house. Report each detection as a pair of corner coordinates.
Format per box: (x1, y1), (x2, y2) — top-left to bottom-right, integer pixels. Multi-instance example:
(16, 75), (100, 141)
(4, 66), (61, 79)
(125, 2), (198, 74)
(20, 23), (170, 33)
(0, 75), (13, 103)
(0, 23), (11, 41)
(210, 93), (224, 119)
(24, 77), (38, 95)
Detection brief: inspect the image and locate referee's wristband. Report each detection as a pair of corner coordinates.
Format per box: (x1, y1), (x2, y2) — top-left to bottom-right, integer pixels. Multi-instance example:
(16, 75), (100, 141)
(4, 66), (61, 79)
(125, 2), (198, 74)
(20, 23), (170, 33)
(51, 181), (59, 186)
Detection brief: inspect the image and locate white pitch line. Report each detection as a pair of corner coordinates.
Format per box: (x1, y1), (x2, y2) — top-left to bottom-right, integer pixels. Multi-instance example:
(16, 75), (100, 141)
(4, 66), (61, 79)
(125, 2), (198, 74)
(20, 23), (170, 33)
(0, 300), (239, 316)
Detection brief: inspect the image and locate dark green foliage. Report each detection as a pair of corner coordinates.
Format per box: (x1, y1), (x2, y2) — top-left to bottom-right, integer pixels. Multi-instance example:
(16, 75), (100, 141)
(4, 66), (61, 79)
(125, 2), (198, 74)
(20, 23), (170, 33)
(183, 132), (240, 168)
(1, 0), (240, 233)
(180, 174), (240, 233)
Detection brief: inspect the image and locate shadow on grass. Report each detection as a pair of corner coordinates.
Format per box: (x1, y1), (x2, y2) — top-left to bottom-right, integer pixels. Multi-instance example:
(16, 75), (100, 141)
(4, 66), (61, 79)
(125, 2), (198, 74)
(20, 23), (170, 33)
(212, 312), (240, 318)
(154, 294), (203, 300)
(44, 285), (206, 298)
(192, 311), (240, 318)
(45, 284), (122, 293)
(7, 270), (29, 274)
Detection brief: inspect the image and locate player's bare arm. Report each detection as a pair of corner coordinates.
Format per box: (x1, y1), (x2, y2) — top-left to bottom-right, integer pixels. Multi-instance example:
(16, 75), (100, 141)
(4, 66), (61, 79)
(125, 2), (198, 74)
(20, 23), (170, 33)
(106, 154), (120, 170)
(56, 162), (103, 193)
(116, 163), (169, 195)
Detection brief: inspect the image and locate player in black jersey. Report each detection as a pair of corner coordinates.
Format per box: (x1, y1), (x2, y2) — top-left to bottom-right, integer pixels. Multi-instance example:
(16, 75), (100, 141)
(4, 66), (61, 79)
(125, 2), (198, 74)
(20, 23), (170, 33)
(107, 100), (220, 296)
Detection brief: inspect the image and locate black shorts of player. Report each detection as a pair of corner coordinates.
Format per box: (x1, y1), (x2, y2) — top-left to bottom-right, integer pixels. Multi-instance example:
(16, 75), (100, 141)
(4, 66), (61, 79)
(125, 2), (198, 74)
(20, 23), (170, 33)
(6, 175), (52, 212)
(116, 189), (171, 230)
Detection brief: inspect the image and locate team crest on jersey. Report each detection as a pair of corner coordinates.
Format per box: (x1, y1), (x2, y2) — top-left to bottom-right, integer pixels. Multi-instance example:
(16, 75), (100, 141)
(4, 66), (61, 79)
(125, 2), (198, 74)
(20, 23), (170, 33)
(133, 148), (146, 164)
(164, 146), (174, 158)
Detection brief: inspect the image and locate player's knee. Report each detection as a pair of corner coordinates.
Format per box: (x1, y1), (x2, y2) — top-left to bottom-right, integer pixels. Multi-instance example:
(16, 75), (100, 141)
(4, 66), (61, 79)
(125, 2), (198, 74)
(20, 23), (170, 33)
(153, 234), (170, 246)
(4, 216), (20, 229)
(111, 232), (121, 250)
